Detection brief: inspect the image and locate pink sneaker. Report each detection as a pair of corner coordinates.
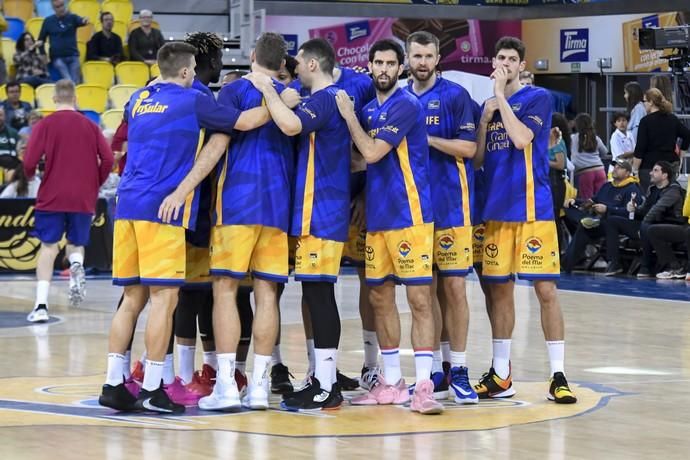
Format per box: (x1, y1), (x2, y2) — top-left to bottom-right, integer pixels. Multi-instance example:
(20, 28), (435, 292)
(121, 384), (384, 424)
(124, 376), (141, 398)
(410, 379), (444, 415)
(164, 377), (203, 406)
(350, 377), (409, 406)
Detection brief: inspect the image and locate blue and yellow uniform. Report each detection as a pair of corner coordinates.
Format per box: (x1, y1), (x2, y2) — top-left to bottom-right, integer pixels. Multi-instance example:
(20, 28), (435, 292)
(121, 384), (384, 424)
(481, 85), (558, 281)
(472, 168), (487, 267)
(113, 82), (240, 286)
(407, 77), (477, 277)
(291, 85), (351, 282)
(360, 88), (434, 285)
(210, 78), (293, 283)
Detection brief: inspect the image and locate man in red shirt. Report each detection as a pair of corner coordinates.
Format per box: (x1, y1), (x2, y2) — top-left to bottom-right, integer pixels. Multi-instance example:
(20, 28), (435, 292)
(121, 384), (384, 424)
(23, 79), (113, 322)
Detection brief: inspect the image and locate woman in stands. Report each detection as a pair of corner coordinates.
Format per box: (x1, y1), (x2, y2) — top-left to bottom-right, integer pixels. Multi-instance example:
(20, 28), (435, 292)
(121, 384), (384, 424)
(0, 160), (40, 198)
(571, 113), (608, 200)
(13, 32), (52, 88)
(624, 81), (645, 142)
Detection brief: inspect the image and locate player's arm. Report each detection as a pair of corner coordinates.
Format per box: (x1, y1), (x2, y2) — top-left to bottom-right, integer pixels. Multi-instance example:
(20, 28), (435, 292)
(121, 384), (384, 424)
(430, 92), (478, 158)
(428, 137), (476, 159)
(158, 133), (230, 223)
(244, 73), (302, 136)
(473, 98), (498, 168)
(335, 90), (392, 164)
(234, 106), (271, 131)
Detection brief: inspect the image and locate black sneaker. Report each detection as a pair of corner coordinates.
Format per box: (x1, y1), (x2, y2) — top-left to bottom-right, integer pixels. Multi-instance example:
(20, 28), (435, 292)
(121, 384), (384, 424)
(135, 386), (185, 414)
(442, 361), (451, 375)
(280, 377), (342, 412)
(636, 267), (653, 279)
(547, 372), (577, 404)
(270, 363), (294, 394)
(99, 383), (138, 412)
(336, 369), (359, 390)
(604, 262), (623, 276)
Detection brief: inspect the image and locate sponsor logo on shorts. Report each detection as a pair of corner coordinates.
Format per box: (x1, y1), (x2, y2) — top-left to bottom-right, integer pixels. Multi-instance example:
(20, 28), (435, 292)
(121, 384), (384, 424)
(473, 226), (485, 243)
(438, 234), (454, 251)
(365, 245), (375, 261)
(398, 241), (412, 257)
(485, 243), (498, 259)
(526, 237), (543, 254)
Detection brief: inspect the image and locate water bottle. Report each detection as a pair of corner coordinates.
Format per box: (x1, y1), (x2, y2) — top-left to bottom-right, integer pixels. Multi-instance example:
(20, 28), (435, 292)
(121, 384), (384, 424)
(628, 192), (636, 220)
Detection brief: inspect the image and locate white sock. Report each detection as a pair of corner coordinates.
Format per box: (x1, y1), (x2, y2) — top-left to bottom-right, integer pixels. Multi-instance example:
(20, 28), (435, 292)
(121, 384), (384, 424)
(440, 341), (451, 363)
(306, 339), (315, 373)
(236, 361), (246, 375)
(105, 353), (126, 386)
(35, 280), (50, 307)
(381, 348), (402, 384)
(362, 330), (379, 368)
(203, 351), (217, 370)
(414, 349), (433, 383)
(331, 349), (338, 385)
(142, 359), (164, 391)
(271, 345), (282, 366)
(177, 345), (196, 384)
(546, 340), (565, 376)
(140, 351), (147, 364)
(492, 339), (512, 379)
(68, 252), (84, 265)
(450, 350), (467, 368)
(252, 354), (272, 386)
(123, 350), (132, 379)
(217, 353), (236, 384)
(432, 349), (443, 374)
(162, 353), (175, 384)
(315, 348), (337, 392)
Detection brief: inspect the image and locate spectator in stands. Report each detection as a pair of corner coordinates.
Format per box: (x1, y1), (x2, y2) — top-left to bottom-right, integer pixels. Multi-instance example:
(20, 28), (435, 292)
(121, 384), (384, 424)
(633, 88), (690, 192)
(13, 32), (52, 88)
(624, 81), (645, 142)
(276, 55), (298, 85)
(519, 70), (534, 86)
(0, 161), (40, 198)
(650, 75), (673, 103)
(548, 116), (567, 252)
(221, 70), (247, 86)
(86, 12), (124, 65)
(2, 81), (33, 131)
(571, 113), (608, 200)
(23, 79), (113, 323)
(0, 107), (19, 156)
(562, 159), (643, 272)
(38, 0), (90, 83)
(606, 161), (684, 277)
(128, 10), (165, 65)
(0, 14), (8, 85)
(18, 111), (43, 141)
(609, 111), (635, 173)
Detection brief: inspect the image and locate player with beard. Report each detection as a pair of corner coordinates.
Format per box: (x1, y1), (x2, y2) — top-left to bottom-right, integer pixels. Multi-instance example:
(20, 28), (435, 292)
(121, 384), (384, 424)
(405, 31), (479, 404)
(336, 39), (442, 414)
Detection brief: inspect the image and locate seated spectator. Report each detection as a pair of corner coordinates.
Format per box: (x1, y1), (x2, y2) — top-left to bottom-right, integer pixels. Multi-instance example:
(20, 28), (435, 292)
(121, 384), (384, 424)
(606, 161), (684, 277)
(221, 70), (247, 86)
(2, 82), (34, 131)
(0, 14), (8, 85)
(128, 10), (165, 65)
(609, 112), (635, 173)
(562, 159), (643, 272)
(38, 0), (89, 83)
(18, 111), (44, 141)
(13, 32), (53, 88)
(632, 88), (690, 192)
(86, 12), (124, 65)
(0, 107), (19, 156)
(571, 113), (608, 200)
(0, 161), (40, 198)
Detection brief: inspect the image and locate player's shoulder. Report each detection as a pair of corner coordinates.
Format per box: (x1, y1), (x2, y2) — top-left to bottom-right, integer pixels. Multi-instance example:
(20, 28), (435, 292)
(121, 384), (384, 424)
(521, 84), (551, 102)
(438, 77), (471, 99)
(393, 87), (423, 111)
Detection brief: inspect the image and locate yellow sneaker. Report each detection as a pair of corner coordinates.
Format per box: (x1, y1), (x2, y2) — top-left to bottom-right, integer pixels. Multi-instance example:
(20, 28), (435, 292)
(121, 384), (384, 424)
(547, 372), (577, 404)
(474, 367), (516, 399)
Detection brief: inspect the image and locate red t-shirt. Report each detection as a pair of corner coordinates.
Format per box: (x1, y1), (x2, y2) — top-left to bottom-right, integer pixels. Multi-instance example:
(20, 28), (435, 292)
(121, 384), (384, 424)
(24, 110), (114, 214)
(111, 118), (128, 175)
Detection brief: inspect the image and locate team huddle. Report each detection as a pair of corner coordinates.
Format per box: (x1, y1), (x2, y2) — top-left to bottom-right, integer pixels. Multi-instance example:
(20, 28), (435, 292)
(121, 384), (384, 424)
(98, 30), (577, 416)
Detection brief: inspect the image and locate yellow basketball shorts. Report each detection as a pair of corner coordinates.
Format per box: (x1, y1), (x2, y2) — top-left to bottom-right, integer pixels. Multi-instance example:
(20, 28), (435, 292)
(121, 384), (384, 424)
(481, 220), (560, 282)
(365, 222), (433, 286)
(112, 220), (186, 286)
(210, 224), (288, 283)
(185, 243), (211, 288)
(341, 224), (366, 267)
(294, 235), (345, 283)
(434, 225), (473, 277)
(472, 224), (486, 267)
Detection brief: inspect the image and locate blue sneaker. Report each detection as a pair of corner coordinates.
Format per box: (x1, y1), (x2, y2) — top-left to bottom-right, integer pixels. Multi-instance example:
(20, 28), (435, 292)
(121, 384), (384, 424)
(450, 366), (478, 404)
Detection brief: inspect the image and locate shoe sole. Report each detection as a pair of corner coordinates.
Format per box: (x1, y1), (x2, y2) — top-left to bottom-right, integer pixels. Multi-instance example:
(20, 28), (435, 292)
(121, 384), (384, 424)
(270, 385), (294, 394)
(477, 387), (516, 399)
(28, 316), (49, 323)
(453, 395), (479, 404)
(433, 390), (449, 399)
(547, 393), (577, 404)
(98, 396), (138, 412)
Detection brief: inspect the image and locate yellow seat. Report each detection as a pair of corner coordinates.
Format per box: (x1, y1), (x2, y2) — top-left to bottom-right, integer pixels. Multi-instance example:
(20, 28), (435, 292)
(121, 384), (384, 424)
(76, 22), (95, 43)
(127, 19), (160, 34)
(101, 108), (123, 130)
(25, 17), (44, 40)
(0, 83), (35, 105)
(115, 61), (148, 87)
(149, 62), (160, 78)
(69, 1), (100, 25)
(82, 61), (114, 89)
(3, 0), (34, 22)
(78, 40), (86, 64)
(75, 84), (107, 112)
(112, 20), (127, 41)
(108, 83), (136, 109)
(36, 108), (55, 117)
(101, 1), (133, 28)
(1, 38), (16, 74)
(35, 83), (56, 109)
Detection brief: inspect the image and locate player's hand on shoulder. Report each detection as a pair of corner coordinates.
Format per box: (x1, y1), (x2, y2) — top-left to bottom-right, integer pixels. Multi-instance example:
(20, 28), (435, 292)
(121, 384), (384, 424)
(243, 72), (273, 92)
(280, 88), (301, 109)
(335, 90), (355, 117)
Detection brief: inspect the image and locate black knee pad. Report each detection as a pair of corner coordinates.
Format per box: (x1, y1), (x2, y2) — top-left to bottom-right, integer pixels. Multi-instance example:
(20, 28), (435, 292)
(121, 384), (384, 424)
(174, 289), (201, 339)
(302, 282), (341, 349)
(197, 289), (214, 342)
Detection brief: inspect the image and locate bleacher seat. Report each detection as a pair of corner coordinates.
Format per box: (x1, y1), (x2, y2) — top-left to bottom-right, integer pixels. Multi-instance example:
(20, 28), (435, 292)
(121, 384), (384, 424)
(108, 83), (136, 109)
(80, 109), (100, 125)
(3, 17), (25, 41)
(35, 83), (56, 109)
(25, 17), (43, 40)
(3, 0), (34, 22)
(0, 38), (16, 74)
(69, 1), (100, 25)
(149, 62), (160, 77)
(0, 83), (35, 105)
(78, 40), (86, 63)
(76, 22), (94, 43)
(82, 60), (114, 89)
(115, 61), (148, 87)
(127, 19), (160, 34)
(101, 1), (133, 28)
(75, 83), (107, 112)
(100, 108), (123, 130)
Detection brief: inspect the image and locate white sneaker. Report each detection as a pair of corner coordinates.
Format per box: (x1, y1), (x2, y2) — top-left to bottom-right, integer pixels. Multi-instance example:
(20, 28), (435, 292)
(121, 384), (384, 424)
(69, 262), (86, 306)
(294, 371), (314, 392)
(27, 305), (49, 323)
(198, 379), (241, 411)
(242, 381), (269, 410)
(360, 366), (382, 391)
